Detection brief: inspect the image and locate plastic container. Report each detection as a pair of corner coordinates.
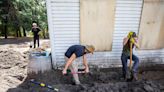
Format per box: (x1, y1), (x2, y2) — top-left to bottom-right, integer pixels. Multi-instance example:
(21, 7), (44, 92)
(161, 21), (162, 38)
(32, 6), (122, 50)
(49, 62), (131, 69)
(28, 51), (51, 74)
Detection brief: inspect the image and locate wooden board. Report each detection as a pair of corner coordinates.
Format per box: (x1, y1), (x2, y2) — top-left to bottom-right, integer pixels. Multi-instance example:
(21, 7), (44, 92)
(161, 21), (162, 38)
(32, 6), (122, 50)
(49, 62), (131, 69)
(80, 0), (115, 51)
(138, 0), (164, 49)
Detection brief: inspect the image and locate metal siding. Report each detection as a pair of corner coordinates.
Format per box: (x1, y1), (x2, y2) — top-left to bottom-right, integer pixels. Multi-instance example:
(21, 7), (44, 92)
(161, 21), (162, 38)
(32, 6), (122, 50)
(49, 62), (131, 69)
(112, 0), (141, 56)
(47, 0), (80, 65)
(46, 0), (57, 65)
(113, 0), (164, 62)
(47, 0), (164, 67)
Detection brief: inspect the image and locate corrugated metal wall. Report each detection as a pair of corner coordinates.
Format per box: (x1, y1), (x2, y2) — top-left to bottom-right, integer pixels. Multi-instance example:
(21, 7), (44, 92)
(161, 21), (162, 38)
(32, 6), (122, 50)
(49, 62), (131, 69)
(46, 0), (80, 66)
(46, 0), (164, 67)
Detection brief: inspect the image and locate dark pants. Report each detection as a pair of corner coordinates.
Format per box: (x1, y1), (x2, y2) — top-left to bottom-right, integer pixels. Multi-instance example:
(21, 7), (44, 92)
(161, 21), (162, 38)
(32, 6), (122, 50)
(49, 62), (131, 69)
(33, 35), (39, 48)
(121, 53), (139, 77)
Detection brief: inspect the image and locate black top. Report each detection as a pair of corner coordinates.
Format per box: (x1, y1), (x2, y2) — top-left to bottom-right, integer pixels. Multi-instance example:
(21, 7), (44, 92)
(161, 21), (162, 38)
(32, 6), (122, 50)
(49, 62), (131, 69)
(122, 39), (134, 56)
(32, 27), (41, 37)
(65, 45), (86, 58)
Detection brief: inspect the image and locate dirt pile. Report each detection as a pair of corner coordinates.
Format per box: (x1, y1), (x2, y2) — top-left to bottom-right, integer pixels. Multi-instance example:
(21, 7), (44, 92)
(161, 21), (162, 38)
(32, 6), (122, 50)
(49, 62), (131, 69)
(0, 49), (27, 69)
(0, 49), (28, 92)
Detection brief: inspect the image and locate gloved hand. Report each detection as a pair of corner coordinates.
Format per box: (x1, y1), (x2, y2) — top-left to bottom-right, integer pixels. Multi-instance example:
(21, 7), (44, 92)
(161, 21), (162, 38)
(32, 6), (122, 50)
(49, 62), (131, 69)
(130, 38), (135, 44)
(127, 32), (134, 39)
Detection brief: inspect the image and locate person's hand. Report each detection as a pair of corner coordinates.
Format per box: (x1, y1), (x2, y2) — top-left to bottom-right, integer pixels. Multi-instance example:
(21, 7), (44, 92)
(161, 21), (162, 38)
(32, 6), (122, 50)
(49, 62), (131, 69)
(130, 38), (135, 44)
(127, 32), (133, 39)
(134, 37), (138, 43)
(84, 67), (89, 73)
(62, 69), (67, 75)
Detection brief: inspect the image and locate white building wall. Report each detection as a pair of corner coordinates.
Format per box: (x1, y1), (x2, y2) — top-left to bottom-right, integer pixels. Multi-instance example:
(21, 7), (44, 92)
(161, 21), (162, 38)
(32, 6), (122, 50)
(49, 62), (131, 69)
(46, 0), (164, 68)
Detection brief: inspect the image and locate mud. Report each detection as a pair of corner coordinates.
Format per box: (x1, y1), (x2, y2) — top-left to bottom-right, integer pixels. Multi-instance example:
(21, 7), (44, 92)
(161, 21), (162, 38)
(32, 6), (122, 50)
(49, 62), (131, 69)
(0, 48), (164, 92)
(6, 66), (164, 92)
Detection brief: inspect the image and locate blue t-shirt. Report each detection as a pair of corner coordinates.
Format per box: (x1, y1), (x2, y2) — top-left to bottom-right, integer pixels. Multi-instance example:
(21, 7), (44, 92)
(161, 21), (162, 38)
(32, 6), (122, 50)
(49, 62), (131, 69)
(65, 45), (86, 58)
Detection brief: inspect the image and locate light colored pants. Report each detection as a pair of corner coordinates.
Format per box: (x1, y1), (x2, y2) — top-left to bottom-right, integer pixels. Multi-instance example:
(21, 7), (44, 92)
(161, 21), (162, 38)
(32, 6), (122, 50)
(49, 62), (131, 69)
(65, 56), (80, 84)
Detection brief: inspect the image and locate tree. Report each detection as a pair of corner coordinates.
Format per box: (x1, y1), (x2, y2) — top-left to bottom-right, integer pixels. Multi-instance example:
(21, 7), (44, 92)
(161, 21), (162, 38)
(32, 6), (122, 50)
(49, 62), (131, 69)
(0, 0), (10, 38)
(0, 0), (48, 38)
(0, 0), (21, 38)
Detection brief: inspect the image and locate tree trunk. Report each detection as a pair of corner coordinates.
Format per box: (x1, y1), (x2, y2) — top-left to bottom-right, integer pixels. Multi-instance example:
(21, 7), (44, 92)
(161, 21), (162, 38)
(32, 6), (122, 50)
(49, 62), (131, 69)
(16, 28), (19, 37)
(43, 29), (46, 39)
(23, 27), (26, 37)
(18, 29), (22, 37)
(4, 24), (7, 39)
(16, 26), (21, 37)
(16, 30), (18, 37)
(4, 16), (8, 39)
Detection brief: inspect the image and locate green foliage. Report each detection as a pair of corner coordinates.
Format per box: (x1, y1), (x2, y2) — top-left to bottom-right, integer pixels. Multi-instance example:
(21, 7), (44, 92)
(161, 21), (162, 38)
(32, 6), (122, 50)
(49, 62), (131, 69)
(39, 28), (49, 39)
(0, 0), (48, 38)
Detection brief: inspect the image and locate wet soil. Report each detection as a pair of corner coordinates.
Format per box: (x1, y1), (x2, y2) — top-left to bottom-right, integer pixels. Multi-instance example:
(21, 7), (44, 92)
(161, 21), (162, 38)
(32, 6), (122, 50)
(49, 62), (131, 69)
(6, 65), (164, 92)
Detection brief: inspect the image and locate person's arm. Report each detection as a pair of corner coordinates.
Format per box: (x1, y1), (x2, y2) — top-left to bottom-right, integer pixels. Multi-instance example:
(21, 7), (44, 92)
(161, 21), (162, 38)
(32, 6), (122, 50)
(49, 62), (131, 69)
(32, 28), (34, 32)
(134, 42), (139, 48)
(130, 38), (139, 48)
(134, 39), (139, 48)
(37, 27), (41, 32)
(62, 53), (76, 75)
(83, 55), (89, 73)
(123, 37), (129, 46)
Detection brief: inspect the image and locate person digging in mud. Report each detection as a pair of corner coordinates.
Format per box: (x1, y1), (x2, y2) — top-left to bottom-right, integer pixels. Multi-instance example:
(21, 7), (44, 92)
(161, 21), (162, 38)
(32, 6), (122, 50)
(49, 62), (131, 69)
(62, 45), (95, 85)
(32, 22), (41, 48)
(121, 31), (139, 81)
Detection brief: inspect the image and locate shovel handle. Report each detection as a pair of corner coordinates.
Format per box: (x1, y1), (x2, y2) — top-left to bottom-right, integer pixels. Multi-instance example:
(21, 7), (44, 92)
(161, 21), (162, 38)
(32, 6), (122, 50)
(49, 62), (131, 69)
(67, 69), (85, 74)
(71, 71), (85, 74)
(129, 41), (133, 70)
(30, 79), (59, 92)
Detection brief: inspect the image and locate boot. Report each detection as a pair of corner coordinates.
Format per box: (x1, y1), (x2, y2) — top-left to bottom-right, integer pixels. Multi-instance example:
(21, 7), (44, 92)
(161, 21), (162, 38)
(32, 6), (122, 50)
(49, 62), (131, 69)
(126, 71), (131, 79)
(132, 73), (138, 81)
(75, 81), (81, 85)
(72, 80), (81, 85)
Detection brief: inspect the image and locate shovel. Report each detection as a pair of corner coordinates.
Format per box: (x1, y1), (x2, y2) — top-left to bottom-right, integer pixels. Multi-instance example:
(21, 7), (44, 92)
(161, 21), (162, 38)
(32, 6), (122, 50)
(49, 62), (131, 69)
(66, 69), (85, 74)
(65, 68), (94, 76)
(126, 41), (133, 81)
(30, 79), (59, 92)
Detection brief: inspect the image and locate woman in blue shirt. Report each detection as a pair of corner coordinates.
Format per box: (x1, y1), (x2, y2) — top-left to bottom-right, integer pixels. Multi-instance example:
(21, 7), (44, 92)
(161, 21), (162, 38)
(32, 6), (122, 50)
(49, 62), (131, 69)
(62, 45), (95, 85)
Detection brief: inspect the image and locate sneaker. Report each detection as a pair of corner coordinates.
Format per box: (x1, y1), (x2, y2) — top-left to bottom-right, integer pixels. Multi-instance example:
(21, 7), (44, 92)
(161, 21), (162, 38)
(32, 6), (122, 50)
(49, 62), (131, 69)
(72, 81), (81, 85)
(75, 81), (81, 85)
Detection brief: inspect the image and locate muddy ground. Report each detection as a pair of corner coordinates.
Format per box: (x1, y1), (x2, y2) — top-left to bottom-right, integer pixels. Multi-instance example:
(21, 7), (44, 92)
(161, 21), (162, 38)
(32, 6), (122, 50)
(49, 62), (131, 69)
(0, 38), (164, 92)
(5, 65), (164, 92)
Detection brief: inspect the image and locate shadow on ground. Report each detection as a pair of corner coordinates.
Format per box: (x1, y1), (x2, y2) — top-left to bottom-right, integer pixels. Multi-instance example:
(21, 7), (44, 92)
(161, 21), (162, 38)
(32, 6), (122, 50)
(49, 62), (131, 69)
(0, 37), (32, 45)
